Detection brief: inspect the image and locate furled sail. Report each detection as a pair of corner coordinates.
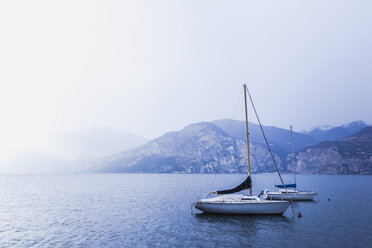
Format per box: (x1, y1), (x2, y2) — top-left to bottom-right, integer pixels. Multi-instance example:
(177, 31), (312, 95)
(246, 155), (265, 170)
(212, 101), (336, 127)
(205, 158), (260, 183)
(216, 176), (252, 194)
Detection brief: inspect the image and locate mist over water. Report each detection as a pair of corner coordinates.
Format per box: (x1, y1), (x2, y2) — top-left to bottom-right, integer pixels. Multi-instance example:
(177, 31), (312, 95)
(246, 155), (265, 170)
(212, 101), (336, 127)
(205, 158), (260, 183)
(0, 174), (370, 247)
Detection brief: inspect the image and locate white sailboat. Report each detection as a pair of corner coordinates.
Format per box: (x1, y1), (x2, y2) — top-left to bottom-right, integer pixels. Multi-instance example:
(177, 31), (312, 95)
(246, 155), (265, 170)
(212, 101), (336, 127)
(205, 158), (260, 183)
(195, 194), (290, 215)
(264, 126), (318, 201)
(194, 85), (291, 215)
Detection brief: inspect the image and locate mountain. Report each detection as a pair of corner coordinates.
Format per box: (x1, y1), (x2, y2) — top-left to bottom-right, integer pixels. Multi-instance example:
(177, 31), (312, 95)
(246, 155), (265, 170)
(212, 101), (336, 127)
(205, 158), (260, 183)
(212, 119), (318, 158)
(294, 127), (372, 174)
(8, 120), (367, 175)
(303, 121), (368, 142)
(91, 122), (285, 173)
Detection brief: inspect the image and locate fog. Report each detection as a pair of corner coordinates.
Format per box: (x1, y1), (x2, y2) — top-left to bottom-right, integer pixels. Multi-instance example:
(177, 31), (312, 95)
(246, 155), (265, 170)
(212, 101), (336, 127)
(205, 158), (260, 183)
(0, 0), (371, 166)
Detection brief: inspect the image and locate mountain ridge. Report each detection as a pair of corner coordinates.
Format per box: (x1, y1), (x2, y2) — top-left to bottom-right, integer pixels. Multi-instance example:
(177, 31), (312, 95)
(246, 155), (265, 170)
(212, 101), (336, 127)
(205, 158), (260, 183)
(303, 120), (368, 142)
(212, 119), (318, 159)
(92, 120), (371, 175)
(294, 126), (372, 174)
(90, 122), (285, 174)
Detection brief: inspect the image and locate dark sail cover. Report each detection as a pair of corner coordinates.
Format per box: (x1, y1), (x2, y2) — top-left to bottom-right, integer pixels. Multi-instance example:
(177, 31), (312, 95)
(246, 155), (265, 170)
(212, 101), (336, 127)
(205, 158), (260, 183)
(275, 183), (296, 189)
(216, 176), (252, 194)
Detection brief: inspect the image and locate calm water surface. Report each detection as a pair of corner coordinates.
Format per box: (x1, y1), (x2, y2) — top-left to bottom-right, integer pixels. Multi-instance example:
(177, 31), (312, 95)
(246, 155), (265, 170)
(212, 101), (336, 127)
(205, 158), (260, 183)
(0, 174), (371, 247)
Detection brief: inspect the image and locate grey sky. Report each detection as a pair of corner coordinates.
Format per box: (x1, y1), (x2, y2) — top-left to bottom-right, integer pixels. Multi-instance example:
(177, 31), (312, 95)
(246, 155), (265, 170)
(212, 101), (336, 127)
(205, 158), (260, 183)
(0, 0), (371, 161)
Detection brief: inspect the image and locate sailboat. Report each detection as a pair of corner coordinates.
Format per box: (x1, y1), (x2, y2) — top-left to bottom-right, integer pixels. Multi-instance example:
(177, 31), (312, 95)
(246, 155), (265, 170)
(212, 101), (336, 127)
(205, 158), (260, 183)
(264, 126), (318, 201)
(194, 85), (291, 215)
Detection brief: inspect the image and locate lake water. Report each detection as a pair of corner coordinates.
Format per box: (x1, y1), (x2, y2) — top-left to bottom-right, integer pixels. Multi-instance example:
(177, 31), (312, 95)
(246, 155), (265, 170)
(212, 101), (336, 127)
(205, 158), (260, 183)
(0, 174), (371, 247)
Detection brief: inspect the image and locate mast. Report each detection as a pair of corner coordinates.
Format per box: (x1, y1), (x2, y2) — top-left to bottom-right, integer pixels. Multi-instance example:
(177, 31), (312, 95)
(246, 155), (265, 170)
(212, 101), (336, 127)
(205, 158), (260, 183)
(243, 84), (252, 196)
(290, 125), (296, 188)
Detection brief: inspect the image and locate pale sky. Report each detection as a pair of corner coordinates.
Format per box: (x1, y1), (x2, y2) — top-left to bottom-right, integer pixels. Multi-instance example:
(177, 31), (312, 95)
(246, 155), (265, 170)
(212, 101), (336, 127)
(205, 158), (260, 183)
(0, 0), (371, 162)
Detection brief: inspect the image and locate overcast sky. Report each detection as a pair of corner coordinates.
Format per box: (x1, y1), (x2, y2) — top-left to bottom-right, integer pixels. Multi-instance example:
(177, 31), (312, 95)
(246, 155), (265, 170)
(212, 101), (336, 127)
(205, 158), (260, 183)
(0, 0), (371, 161)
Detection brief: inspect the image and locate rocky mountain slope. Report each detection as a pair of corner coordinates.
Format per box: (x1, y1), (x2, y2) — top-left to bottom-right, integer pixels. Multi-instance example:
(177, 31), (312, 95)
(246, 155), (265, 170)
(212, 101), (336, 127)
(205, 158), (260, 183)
(295, 127), (372, 174)
(303, 121), (368, 142)
(91, 122), (285, 173)
(212, 119), (317, 159)
(91, 120), (371, 175)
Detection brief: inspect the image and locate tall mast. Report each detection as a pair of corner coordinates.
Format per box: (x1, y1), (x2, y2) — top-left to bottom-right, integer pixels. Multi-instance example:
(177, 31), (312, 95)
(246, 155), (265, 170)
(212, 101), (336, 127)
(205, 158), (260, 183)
(243, 84), (252, 196)
(290, 125), (296, 188)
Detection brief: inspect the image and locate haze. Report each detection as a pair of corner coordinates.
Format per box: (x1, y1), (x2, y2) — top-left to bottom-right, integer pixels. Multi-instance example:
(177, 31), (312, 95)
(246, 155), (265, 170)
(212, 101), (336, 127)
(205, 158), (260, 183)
(0, 0), (371, 164)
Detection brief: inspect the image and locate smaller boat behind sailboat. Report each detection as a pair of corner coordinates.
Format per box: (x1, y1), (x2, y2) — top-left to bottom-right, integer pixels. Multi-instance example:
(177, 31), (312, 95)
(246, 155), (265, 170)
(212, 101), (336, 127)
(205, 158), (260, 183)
(264, 186), (317, 201)
(264, 126), (318, 201)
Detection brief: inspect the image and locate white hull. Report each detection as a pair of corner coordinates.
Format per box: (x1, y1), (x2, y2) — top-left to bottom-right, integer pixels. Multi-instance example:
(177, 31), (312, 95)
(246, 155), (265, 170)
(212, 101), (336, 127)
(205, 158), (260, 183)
(265, 191), (317, 201)
(195, 195), (290, 215)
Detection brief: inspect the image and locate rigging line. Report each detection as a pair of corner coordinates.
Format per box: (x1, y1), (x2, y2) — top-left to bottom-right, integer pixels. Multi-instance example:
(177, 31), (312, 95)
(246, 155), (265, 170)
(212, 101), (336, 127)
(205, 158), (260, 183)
(209, 130), (234, 194)
(208, 155), (222, 194)
(290, 125), (296, 187)
(225, 87), (243, 137)
(208, 122), (222, 194)
(246, 88), (287, 189)
(239, 98), (246, 173)
(208, 133), (227, 194)
(208, 88), (243, 193)
(208, 136), (220, 193)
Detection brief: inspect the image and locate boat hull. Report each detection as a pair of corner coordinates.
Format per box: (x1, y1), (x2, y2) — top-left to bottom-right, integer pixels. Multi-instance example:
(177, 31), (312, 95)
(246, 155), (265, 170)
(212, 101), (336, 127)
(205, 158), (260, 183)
(195, 200), (290, 215)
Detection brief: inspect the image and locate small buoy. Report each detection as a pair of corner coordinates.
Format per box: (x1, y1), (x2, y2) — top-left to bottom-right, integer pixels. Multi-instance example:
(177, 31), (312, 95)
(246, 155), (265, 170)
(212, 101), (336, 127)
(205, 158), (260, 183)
(328, 198), (331, 201)
(297, 212), (302, 218)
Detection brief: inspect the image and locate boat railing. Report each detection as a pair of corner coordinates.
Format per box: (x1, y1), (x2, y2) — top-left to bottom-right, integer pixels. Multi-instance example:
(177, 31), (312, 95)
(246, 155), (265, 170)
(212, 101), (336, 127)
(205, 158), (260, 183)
(196, 193), (217, 200)
(276, 188), (319, 193)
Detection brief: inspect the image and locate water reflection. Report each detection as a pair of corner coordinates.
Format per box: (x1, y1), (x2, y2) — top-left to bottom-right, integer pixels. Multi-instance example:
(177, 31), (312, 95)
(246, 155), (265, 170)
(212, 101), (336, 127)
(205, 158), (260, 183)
(194, 213), (291, 224)
(192, 213), (296, 248)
